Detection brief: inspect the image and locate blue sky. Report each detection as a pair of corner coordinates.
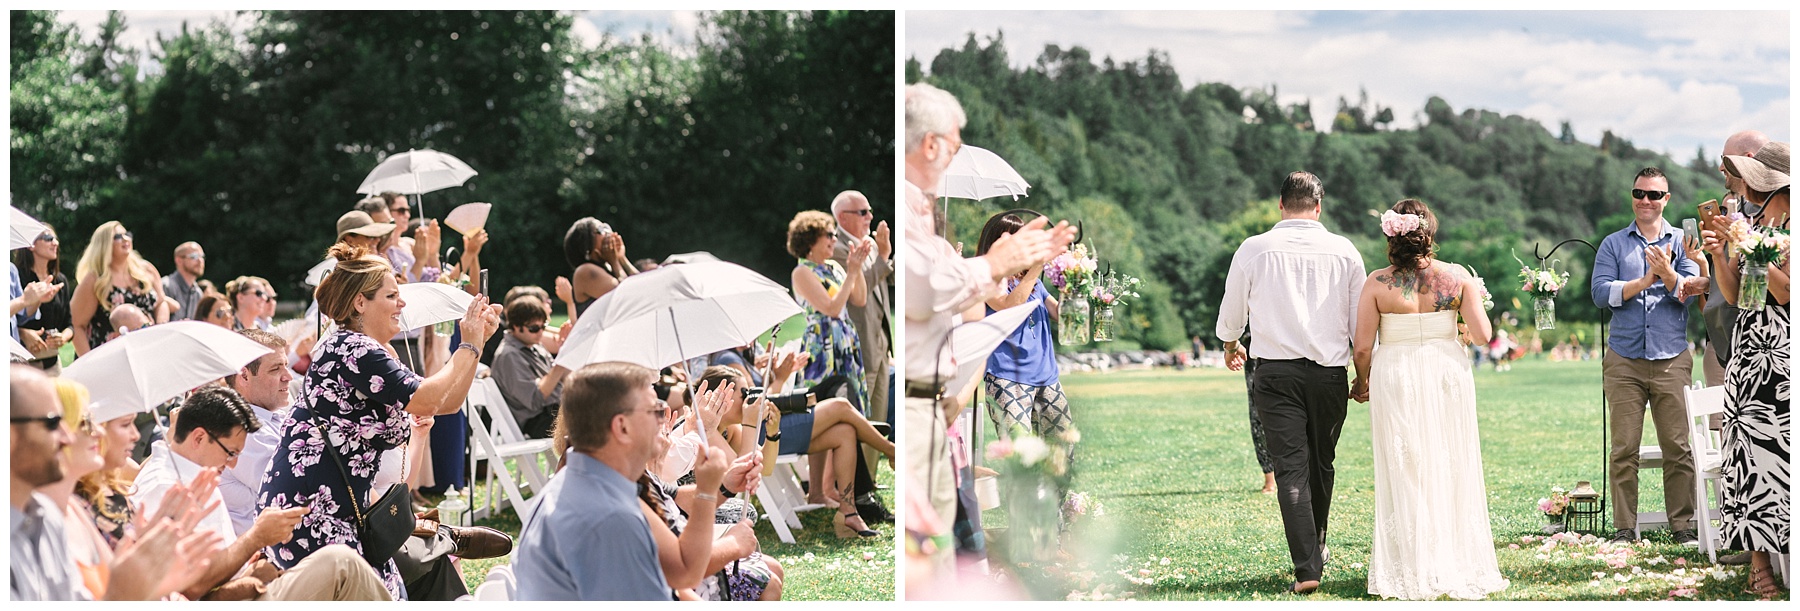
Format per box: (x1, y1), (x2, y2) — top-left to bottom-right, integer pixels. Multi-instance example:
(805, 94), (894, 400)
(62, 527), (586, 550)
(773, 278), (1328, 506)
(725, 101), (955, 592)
(907, 10), (1790, 158)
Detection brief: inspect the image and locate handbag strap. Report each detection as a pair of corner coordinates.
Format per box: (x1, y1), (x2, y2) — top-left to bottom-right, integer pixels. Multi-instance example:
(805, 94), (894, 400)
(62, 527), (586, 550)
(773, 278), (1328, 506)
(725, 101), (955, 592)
(313, 413), (369, 531)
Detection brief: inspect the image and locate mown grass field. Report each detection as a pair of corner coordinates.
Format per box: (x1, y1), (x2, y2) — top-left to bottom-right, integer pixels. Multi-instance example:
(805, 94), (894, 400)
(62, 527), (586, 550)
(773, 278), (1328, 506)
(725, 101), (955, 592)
(978, 356), (1784, 601)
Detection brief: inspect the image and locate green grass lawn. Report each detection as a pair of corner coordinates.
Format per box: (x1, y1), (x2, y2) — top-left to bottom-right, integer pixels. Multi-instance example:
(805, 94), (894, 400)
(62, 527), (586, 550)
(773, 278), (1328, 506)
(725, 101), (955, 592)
(453, 451), (895, 600)
(977, 357), (1783, 601)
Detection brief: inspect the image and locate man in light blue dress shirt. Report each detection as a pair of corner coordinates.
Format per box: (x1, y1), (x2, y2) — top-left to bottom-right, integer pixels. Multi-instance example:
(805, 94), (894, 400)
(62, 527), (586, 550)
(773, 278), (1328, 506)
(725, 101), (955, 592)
(513, 362), (683, 601)
(1590, 167), (1701, 546)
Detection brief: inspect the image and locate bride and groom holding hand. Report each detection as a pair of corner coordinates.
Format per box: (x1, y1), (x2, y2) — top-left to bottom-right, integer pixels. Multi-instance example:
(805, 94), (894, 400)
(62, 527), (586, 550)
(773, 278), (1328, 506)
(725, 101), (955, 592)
(1216, 171), (1510, 599)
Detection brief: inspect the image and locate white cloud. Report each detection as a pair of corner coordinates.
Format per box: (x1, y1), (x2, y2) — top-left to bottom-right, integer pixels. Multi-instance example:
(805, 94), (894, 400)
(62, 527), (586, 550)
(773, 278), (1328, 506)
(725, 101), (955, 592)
(907, 10), (1788, 157)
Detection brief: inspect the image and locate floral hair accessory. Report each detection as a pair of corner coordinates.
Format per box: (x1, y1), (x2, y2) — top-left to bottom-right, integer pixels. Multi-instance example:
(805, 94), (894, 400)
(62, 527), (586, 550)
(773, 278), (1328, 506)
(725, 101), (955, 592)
(1380, 210), (1427, 237)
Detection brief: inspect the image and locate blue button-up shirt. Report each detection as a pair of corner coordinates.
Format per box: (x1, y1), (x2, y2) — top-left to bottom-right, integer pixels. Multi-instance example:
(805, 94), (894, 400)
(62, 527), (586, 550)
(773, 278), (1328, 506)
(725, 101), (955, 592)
(514, 452), (671, 601)
(1591, 219), (1698, 360)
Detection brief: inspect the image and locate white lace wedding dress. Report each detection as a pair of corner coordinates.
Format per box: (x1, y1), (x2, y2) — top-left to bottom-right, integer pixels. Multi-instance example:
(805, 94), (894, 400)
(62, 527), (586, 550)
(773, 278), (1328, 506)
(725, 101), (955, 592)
(1366, 310), (1509, 600)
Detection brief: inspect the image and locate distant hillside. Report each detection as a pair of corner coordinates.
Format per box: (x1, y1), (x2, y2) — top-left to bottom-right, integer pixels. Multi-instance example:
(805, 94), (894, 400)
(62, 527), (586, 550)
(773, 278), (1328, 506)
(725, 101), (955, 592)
(909, 33), (1726, 350)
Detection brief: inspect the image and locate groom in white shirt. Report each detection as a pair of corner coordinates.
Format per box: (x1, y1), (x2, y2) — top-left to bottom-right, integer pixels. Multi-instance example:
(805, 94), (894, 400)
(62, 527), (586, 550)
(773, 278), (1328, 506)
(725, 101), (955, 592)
(1216, 171), (1366, 594)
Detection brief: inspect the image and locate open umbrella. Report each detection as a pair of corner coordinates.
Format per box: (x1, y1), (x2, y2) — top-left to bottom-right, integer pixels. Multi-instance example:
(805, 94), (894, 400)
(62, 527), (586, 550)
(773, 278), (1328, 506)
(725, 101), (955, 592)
(7, 335), (32, 362)
(355, 149), (479, 196)
(64, 321), (274, 423)
(11, 205), (47, 250)
(554, 261), (802, 372)
(938, 144), (1031, 201)
(397, 282), (475, 332)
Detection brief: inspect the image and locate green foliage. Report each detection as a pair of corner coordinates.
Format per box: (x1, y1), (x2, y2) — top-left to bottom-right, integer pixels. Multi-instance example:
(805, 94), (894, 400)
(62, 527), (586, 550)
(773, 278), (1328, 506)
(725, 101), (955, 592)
(913, 36), (1723, 341)
(12, 10), (892, 300)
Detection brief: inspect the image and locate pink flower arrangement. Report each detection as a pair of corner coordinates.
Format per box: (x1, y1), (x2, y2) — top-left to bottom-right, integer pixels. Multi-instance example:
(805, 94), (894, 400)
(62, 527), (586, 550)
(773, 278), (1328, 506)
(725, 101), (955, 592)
(1380, 210), (1427, 237)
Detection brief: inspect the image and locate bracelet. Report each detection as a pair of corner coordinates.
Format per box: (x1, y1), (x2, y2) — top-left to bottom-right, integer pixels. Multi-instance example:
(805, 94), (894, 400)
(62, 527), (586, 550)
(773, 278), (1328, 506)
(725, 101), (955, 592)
(695, 492), (718, 503)
(457, 342), (480, 356)
(739, 423), (758, 429)
(765, 432), (782, 441)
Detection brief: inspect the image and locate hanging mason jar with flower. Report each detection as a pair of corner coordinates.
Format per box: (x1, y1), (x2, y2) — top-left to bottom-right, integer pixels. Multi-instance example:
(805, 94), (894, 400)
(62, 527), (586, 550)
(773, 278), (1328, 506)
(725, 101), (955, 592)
(1087, 269), (1142, 343)
(1515, 253), (1571, 330)
(1045, 244), (1098, 346)
(1724, 213), (1790, 311)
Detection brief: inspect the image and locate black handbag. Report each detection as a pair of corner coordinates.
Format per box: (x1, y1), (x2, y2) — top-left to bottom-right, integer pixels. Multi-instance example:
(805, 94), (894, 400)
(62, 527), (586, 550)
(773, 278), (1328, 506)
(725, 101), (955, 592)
(319, 429), (415, 567)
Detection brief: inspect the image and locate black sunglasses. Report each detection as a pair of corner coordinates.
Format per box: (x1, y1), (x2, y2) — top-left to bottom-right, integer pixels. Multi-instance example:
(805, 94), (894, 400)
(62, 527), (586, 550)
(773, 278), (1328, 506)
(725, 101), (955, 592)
(1631, 189), (1668, 201)
(242, 288), (273, 300)
(12, 413), (64, 432)
(35, 232), (56, 242)
(519, 323), (544, 333)
(847, 209), (873, 217)
(390, 206), (411, 214)
(112, 231), (133, 241)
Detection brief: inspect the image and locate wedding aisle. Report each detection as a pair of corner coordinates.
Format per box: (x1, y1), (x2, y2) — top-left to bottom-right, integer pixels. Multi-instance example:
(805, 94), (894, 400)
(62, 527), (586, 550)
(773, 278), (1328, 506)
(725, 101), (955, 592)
(992, 356), (1781, 601)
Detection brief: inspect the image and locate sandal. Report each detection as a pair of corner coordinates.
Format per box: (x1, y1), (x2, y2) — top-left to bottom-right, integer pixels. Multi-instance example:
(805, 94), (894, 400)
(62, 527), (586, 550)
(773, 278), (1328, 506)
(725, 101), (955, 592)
(1745, 566), (1781, 599)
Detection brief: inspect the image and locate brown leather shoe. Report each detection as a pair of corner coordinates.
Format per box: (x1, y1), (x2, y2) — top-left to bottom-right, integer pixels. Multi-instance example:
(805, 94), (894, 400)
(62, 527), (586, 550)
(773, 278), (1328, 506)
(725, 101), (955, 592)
(449, 525), (513, 559)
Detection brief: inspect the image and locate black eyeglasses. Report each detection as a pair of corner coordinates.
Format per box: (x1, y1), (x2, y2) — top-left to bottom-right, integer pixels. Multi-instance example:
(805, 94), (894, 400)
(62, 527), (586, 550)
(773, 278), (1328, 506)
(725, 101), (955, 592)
(1631, 189), (1669, 201)
(35, 233), (56, 243)
(112, 231), (133, 242)
(11, 413), (64, 431)
(211, 434), (241, 460)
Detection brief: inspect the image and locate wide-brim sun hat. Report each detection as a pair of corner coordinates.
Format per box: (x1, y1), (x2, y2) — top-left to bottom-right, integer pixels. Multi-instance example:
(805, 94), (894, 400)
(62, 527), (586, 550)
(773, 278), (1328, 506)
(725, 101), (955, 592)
(1723, 140), (1790, 194)
(336, 210), (396, 239)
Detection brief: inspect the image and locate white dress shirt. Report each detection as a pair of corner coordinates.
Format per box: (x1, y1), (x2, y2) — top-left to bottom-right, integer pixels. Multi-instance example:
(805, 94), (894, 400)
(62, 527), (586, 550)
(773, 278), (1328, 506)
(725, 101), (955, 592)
(903, 180), (999, 383)
(1215, 219), (1365, 367)
(220, 404), (287, 536)
(132, 440), (238, 544)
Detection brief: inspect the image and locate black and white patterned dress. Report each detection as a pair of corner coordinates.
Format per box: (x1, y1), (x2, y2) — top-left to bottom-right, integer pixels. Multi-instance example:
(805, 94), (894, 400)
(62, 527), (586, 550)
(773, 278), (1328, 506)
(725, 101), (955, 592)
(1718, 271), (1790, 554)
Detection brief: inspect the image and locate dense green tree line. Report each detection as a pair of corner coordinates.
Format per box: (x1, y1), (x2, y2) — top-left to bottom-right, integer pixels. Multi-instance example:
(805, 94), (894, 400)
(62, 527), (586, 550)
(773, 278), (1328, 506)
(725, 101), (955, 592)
(12, 10), (892, 298)
(910, 33), (1726, 351)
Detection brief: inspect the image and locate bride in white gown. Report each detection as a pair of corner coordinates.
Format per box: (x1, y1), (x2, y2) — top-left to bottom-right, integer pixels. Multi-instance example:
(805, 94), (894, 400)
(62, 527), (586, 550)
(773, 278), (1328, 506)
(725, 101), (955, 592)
(1352, 199), (1509, 600)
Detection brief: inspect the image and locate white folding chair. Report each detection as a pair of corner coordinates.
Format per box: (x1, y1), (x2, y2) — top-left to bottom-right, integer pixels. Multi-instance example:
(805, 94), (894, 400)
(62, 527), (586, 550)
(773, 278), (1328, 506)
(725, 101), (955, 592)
(473, 564), (515, 600)
(754, 453), (814, 544)
(1682, 384), (1728, 562)
(467, 378), (554, 521)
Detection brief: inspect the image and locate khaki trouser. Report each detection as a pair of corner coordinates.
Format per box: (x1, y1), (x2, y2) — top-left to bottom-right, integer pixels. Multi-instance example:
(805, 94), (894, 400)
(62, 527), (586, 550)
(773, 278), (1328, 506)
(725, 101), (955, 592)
(862, 364), (893, 481)
(258, 544), (391, 601)
(1603, 348), (1697, 532)
(904, 395), (954, 581)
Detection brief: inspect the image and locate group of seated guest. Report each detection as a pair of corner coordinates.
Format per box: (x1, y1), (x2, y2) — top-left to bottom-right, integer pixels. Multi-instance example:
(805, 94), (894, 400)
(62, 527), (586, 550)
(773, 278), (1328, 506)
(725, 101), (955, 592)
(517, 362), (788, 600)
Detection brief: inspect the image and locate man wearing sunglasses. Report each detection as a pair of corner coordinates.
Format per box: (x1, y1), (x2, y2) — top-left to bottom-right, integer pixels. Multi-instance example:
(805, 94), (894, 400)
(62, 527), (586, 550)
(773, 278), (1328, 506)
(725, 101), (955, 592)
(161, 242), (207, 321)
(1590, 166), (1702, 548)
(491, 297), (566, 439)
(830, 190), (894, 433)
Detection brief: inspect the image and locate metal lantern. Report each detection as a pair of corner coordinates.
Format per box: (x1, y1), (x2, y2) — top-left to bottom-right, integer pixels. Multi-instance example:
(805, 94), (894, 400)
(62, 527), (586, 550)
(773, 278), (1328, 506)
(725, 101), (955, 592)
(1567, 480), (1604, 535)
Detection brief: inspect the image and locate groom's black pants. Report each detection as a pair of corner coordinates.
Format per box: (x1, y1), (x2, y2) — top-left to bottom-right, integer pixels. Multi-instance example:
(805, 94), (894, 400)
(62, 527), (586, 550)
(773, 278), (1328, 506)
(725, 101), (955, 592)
(1249, 358), (1348, 583)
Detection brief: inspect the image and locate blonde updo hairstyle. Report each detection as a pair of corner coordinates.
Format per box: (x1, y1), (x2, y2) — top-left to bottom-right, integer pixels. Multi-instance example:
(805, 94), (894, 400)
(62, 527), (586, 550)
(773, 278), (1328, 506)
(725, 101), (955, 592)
(314, 243), (397, 332)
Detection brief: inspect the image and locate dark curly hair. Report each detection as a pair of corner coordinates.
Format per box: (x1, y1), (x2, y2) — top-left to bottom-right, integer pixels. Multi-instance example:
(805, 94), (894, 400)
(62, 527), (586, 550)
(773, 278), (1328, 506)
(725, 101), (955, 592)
(786, 210), (835, 259)
(1385, 198), (1438, 271)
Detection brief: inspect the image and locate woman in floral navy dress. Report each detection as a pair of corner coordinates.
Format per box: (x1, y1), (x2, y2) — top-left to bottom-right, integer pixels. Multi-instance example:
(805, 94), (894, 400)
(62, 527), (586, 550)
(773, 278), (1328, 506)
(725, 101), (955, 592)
(257, 243), (499, 599)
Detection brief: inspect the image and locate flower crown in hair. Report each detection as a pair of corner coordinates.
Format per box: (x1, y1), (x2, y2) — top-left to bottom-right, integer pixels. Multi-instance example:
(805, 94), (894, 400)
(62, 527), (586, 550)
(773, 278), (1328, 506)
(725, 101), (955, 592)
(1380, 210), (1427, 237)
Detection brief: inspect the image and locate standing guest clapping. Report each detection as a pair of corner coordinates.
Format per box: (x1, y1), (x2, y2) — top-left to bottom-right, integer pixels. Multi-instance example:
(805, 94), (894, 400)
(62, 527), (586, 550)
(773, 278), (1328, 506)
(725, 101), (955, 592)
(789, 210), (870, 410)
(13, 223), (74, 373)
(563, 217), (639, 316)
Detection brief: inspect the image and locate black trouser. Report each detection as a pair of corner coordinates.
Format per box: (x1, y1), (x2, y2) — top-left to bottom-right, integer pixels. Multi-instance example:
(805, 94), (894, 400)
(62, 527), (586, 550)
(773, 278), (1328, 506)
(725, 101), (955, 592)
(395, 527), (467, 601)
(1249, 358), (1348, 583)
